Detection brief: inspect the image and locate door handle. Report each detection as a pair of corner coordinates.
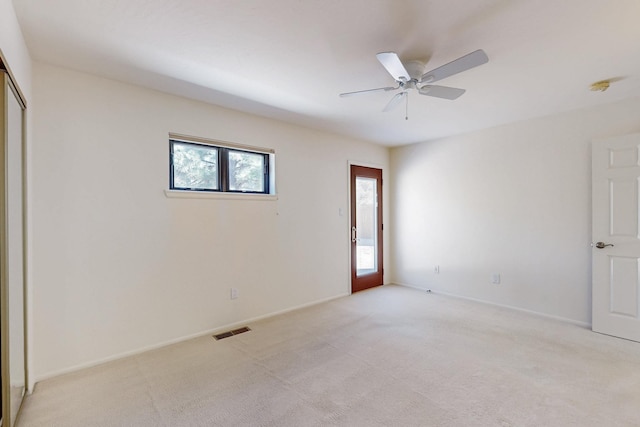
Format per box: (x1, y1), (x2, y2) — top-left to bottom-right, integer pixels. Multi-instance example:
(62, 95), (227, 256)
(351, 226), (357, 243)
(594, 241), (614, 249)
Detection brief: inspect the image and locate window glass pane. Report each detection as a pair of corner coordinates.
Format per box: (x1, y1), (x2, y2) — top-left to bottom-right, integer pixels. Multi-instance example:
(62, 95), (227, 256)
(228, 150), (265, 192)
(356, 177), (378, 276)
(172, 142), (218, 190)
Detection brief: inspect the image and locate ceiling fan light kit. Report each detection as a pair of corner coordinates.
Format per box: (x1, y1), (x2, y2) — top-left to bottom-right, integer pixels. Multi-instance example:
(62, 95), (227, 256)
(340, 49), (489, 119)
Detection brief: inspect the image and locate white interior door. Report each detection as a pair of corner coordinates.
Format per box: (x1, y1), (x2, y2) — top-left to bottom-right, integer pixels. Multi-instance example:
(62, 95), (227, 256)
(592, 133), (640, 342)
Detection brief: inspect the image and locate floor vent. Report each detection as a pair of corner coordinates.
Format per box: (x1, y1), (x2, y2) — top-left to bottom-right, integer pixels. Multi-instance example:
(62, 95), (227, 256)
(213, 326), (251, 340)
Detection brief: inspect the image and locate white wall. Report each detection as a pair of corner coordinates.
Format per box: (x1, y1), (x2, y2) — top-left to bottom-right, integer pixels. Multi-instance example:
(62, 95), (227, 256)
(390, 96), (640, 325)
(31, 62), (389, 380)
(0, 0), (31, 98)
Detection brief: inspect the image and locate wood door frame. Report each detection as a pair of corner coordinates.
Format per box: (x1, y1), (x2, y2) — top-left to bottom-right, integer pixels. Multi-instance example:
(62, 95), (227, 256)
(348, 162), (384, 293)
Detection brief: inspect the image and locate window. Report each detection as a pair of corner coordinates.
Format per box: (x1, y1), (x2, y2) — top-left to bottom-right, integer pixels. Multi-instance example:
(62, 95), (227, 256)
(169, 136), (273, 194)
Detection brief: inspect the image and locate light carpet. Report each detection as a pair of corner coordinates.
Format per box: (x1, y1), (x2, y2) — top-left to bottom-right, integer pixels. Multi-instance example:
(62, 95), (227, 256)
(18, 285), (640, 426)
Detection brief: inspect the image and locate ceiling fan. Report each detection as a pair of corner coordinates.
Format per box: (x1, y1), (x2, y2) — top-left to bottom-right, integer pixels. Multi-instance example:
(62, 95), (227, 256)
(339, 49), (489, 119)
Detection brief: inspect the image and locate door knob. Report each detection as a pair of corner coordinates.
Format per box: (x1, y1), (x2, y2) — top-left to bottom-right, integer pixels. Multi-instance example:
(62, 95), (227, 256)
(594, 241), (614, 249)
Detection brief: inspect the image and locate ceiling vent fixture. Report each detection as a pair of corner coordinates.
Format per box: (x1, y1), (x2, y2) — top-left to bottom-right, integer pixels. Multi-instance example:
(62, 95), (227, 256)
(590, 80), (610, 92)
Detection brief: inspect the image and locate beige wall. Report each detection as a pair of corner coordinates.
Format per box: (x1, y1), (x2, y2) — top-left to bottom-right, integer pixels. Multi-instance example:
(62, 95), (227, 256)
(31, 62), (389, 380)
(0, 0), (31, 99)
(390, 96), (640, 325)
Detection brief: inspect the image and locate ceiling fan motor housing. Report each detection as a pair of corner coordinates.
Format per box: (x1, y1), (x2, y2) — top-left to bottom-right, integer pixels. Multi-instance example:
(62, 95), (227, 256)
(404, 60), (427, 88)
(404, 60), (426, 80)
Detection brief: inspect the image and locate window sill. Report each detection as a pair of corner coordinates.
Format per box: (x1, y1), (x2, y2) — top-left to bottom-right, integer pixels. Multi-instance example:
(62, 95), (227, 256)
(164, 189), (278, 201)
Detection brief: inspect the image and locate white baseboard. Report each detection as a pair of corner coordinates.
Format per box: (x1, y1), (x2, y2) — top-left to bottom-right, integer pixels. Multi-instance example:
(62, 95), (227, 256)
(392, 282), (592, 329)
(33, 292), (349, 385)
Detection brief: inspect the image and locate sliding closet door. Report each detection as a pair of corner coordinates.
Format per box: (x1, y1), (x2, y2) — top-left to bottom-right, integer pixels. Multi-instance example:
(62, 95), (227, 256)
(0, 70), (27, 427)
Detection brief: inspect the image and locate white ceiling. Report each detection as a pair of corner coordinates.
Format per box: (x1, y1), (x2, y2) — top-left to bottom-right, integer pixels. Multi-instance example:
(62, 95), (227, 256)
(13, 0), (640, 146)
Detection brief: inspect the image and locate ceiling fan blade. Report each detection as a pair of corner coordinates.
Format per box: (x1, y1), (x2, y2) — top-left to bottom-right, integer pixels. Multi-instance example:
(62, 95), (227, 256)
(420, 49), (488, 83)
(376, 52), (411, 82)
(382, 92), (407, 112)
(418, 85), (466, 100)
(339, 86), (398, 97)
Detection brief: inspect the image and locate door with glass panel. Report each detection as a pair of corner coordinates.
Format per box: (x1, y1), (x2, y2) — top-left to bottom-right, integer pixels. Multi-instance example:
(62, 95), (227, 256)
(350, 165), (383, 293)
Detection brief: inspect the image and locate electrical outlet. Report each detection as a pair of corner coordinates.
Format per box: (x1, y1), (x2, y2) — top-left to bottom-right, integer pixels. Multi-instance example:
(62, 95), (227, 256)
(491, 273), (501, 284)
(434, 265), (440, 274)
(230, 288), (239, 300)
